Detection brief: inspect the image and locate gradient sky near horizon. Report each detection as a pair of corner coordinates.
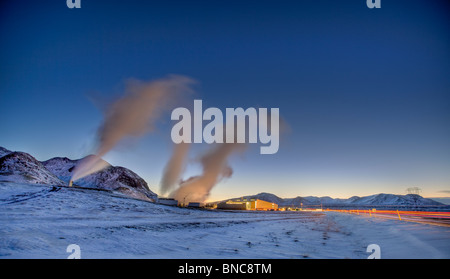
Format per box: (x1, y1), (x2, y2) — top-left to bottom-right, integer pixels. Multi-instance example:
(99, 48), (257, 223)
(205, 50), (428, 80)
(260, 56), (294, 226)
(1, 0), (449, 201)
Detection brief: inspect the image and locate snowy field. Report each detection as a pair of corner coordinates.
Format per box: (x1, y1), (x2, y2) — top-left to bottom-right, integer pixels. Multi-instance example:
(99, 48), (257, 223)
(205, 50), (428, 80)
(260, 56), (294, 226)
(0, 182), (449, 259)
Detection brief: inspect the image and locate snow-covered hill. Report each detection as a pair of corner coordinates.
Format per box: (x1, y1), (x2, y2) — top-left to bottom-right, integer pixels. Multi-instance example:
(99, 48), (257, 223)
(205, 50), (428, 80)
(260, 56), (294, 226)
(228, 192), (444, 207)
(43, 156), (157, 201)
(0, 151), (64, 185)
(0, 146), (157, 201)
(0, 146), (11, 157)
(348, 193), (440, 206)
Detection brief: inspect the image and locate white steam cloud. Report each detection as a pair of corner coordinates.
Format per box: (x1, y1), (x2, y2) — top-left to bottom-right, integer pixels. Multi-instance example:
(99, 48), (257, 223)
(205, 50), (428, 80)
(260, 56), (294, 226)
(167, 142), (245, 204)
(71, 75), (194, 182)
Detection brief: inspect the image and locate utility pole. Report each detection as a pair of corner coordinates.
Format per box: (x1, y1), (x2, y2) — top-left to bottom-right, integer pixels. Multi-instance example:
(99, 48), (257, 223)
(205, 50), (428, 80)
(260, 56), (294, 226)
(406, 187), (422, 195)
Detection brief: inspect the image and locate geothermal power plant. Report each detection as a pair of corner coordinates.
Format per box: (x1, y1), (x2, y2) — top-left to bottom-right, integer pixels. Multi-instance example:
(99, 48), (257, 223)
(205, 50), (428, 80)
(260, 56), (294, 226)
(157, 197), (279, 211)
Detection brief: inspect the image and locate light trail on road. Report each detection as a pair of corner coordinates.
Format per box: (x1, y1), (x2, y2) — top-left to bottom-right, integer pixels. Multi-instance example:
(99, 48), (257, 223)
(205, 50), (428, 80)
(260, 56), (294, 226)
(324, 209), (450, 227)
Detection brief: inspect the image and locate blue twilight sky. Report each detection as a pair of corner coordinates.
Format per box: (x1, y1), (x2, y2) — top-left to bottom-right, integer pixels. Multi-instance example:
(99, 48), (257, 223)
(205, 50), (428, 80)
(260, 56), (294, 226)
(1, 0), (449, 200)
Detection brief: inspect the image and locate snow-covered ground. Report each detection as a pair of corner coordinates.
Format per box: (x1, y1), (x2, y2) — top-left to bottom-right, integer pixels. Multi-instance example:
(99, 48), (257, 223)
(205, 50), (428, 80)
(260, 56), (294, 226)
(0, 182), (449, 259)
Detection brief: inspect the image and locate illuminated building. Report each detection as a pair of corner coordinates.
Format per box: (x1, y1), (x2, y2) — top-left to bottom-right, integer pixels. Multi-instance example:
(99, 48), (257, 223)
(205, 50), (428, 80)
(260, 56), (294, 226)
(217, 198), (278, 211)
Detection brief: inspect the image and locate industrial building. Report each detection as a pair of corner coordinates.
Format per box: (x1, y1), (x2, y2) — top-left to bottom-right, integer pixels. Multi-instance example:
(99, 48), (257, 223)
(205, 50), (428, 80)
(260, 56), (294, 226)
(158, 198), (179, 206)
(187, 202), (205, 208)
(217, 198), (278, 211)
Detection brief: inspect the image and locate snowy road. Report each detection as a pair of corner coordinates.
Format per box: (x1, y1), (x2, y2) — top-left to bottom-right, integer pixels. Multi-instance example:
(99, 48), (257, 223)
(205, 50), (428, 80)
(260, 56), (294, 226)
(0, 182), (449, 259)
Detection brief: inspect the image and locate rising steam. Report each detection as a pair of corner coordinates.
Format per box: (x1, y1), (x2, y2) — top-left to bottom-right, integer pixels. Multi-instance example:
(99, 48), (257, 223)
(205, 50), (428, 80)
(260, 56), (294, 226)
(71, 74), (278, 204)
(161, 121), (246, 204)
(71, 75), (194, 182)
(159, 142), (190, 195)
(168, 142), (245, 204)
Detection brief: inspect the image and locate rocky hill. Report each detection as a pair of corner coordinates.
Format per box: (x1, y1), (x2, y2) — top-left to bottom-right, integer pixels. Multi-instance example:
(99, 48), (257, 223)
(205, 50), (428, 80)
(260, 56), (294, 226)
(0, 146), (157, 201)
(0, 150), (64, 185)
(43, 156), (157, 201)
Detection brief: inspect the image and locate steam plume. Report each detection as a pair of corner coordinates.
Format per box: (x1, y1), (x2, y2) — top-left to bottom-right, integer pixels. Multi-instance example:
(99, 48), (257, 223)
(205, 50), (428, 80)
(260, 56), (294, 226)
(159, 142), (190, 195)
(71, 75), (194, 181)
(168, 141), (245, 205)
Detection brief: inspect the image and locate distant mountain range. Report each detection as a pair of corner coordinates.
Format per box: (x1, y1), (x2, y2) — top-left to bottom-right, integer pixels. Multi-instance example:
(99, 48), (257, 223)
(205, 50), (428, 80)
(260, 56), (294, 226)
(0, 146), (157, 201)
(1, 145), (447, 207)
(218, 192), (445, 207)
